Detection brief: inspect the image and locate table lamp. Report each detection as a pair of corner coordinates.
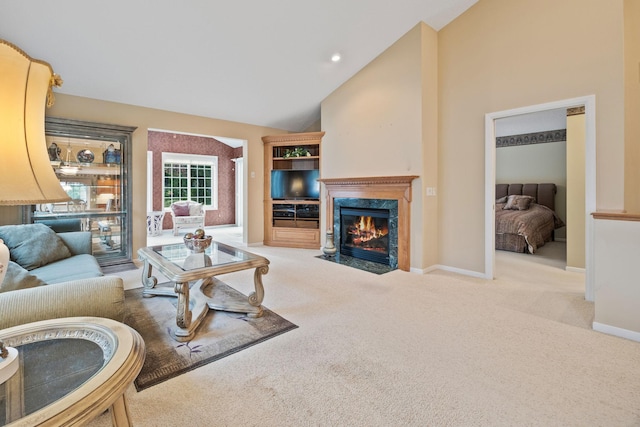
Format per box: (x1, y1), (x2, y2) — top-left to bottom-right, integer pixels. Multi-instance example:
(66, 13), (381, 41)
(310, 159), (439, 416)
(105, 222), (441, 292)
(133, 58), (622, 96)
(0, 39), (67, 380)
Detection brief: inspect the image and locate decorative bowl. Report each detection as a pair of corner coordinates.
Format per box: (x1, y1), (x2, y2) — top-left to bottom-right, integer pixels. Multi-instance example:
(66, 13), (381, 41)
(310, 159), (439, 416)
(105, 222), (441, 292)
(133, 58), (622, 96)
(183, 235), (212, 253)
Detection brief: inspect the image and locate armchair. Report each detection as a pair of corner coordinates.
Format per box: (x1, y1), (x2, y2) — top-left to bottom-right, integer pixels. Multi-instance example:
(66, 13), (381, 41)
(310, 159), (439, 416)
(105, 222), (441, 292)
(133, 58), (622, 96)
(170, 201), (205, 236)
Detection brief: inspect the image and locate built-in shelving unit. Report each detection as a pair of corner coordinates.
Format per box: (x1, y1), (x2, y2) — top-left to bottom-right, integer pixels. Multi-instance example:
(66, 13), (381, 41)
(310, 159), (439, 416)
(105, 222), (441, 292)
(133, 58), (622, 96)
(262, 131), (324, 249)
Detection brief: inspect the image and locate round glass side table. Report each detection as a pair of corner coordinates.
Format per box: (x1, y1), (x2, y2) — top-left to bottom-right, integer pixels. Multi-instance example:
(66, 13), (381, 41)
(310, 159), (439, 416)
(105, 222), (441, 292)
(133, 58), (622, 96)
(0, 317), (145, 426)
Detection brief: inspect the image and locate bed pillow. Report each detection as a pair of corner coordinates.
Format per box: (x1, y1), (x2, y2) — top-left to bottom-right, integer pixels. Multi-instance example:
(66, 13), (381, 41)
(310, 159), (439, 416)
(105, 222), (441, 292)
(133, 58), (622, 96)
(0, 261), (47, 292)
(496, 196), (508, 204)
(503, 195), (534, 211)
(0, 223), (72, 270)
(172, 203), (190, 216)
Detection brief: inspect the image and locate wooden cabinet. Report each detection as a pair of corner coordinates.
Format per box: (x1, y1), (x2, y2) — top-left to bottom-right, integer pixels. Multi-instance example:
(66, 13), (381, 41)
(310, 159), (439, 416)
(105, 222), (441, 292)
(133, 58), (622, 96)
(262, 131), (324, 249)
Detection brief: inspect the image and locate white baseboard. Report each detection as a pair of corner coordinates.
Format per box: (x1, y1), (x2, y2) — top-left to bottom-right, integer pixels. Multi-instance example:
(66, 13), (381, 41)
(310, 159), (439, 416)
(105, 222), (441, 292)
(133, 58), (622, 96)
(565, 266), (585, 273)
(410, 265), (439, 274)
(412, 264), (489, 279)
(592, 322), (640, 343)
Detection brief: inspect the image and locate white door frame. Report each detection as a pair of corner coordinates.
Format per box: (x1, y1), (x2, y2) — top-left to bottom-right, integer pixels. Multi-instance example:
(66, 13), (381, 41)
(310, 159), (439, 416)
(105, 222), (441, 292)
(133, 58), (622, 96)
(485, 95), (596, 301)
(234, 157), (244, 227)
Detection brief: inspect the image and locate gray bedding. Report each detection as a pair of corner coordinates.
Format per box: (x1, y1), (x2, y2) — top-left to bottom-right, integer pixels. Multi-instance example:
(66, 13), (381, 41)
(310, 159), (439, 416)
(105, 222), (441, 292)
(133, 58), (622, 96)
(495, 202), (565, 253)
(495, 183), (564, 254)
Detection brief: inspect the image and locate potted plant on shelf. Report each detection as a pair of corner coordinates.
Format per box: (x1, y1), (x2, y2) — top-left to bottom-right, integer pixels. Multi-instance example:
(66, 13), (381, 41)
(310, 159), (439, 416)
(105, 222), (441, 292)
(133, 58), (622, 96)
(283, 147), (311, 158)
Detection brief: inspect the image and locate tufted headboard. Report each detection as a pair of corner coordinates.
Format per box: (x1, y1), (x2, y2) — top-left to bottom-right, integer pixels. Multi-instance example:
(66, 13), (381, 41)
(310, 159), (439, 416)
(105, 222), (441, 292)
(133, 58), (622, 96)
(496, 183), (557, 212)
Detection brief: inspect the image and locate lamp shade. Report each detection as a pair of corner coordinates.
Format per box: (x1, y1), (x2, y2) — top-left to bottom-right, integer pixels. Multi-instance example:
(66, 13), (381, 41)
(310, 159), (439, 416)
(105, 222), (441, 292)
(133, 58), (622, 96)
(0, 40), (70, 205)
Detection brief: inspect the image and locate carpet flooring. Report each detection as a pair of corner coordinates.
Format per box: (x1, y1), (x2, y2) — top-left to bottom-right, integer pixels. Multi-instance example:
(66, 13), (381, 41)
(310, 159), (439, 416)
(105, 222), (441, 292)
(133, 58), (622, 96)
(123, 285), (298, 391)
(84, 234), (640, 426)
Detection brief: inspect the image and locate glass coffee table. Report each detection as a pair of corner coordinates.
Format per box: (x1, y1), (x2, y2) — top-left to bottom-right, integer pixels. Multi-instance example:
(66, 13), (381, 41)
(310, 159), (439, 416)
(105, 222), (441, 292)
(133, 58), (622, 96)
(0, 316), (145, 426)
(137, 241), (270, 341)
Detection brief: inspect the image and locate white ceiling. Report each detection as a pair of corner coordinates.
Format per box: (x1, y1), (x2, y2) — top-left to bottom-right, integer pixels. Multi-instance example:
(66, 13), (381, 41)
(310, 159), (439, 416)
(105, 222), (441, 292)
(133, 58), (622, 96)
(1, 0), (478, 132)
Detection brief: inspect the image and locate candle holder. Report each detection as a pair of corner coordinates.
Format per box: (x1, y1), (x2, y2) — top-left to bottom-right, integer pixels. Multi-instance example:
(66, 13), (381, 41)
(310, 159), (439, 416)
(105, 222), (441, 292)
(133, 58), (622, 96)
(322, 230), (337, 257)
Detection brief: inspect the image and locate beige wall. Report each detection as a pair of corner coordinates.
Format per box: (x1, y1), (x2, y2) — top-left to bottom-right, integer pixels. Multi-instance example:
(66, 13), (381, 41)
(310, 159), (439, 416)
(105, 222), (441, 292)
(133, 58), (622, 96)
(420, 23), (440, 268)
(624, 0), (640, 212)
(321, 23), (439, 269)
(44, 94), (286, 260)
(593, 218), (640, 336)
(438, 0), (625, 273)
(566, 113), (586, 269)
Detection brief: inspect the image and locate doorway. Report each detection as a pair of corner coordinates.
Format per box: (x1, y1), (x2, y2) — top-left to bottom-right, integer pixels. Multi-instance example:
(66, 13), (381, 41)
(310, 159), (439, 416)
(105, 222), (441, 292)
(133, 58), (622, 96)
(485, 95), (596, 301)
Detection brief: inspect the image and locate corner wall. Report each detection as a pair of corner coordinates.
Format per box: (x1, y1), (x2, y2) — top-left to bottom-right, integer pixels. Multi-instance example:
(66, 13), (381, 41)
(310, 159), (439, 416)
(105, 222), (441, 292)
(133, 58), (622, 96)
(624, 0), (640, 212)
(321, 23), (439, 270)
(438, 0), (625, 273)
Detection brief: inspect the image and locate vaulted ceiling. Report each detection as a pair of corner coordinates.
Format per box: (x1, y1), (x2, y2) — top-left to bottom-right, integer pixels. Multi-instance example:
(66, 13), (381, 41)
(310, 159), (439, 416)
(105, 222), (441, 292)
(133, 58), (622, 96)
(1, 0), (478, 132)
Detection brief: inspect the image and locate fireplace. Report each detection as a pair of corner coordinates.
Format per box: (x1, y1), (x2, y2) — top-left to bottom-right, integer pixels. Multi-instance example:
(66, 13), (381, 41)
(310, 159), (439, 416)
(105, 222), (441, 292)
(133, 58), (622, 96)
(340, 207), (390, 265)
(319, 176), (418, 272)
(333, 198), (399, 269)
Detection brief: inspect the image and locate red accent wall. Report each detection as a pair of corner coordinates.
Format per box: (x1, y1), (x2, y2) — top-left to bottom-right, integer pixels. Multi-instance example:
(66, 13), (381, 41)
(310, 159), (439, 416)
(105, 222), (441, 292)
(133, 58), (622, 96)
(148, 131), (243, 231)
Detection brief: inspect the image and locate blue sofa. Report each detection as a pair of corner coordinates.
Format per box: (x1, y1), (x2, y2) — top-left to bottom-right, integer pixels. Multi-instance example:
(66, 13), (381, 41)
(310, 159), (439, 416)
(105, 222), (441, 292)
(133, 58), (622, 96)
(0, 224), (124, 330)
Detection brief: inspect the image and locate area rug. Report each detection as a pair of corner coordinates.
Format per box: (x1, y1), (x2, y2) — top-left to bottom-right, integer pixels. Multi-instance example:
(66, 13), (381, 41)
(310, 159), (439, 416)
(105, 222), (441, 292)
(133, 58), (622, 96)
(123, 285), (298, 391)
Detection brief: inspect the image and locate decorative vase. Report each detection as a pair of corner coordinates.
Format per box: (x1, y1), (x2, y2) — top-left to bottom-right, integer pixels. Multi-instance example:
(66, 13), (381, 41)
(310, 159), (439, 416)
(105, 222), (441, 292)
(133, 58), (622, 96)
(47, 142), (61, 161)
(76, 148), (95, 163)
(322, 231), (337, 257)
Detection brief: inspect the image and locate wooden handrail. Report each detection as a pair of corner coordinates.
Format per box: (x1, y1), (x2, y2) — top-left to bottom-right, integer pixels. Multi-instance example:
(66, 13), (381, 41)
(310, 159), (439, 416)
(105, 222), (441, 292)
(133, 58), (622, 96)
(592, 211), (640, 222)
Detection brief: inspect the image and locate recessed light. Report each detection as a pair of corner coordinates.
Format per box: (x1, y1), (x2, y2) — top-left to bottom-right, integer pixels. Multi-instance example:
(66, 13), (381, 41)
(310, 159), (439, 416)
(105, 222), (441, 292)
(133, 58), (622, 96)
(331, 53), (341, 62)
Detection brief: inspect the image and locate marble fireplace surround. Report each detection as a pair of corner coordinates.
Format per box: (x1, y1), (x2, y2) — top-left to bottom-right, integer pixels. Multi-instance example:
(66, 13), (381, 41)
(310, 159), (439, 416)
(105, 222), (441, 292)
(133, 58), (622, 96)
(319, 176), (418, 271)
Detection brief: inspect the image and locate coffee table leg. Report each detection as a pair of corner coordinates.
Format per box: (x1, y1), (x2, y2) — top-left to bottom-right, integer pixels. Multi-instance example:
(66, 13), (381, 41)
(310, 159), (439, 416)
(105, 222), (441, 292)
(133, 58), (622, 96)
(109, 394), (132, 427)
(141, 260), (157, 290)
(246, 265), (268, 317)
(175, 281), (192, 329)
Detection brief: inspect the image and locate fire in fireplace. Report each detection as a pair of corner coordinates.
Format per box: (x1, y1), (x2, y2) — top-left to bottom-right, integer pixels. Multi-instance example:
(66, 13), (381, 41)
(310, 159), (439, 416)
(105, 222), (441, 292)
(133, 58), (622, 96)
(340, 207), (390, 265)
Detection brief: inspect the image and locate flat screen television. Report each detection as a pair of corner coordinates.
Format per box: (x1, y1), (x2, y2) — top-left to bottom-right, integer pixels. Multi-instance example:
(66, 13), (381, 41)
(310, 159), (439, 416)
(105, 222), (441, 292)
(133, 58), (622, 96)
(271, 169), (320, 200)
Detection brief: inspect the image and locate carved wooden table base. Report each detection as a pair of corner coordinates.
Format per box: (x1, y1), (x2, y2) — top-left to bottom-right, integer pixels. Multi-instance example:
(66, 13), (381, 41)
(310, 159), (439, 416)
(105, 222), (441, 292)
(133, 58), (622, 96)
(138, 243), (270, 342)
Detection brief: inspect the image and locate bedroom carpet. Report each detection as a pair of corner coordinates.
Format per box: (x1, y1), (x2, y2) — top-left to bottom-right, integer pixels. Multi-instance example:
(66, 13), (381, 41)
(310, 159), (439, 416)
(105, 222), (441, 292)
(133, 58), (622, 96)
(85, 239), (640, 427)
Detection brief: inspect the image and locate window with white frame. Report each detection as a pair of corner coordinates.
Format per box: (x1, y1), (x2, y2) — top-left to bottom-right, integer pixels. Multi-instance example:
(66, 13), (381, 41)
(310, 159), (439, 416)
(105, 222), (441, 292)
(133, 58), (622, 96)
(162, 153), (218, 209)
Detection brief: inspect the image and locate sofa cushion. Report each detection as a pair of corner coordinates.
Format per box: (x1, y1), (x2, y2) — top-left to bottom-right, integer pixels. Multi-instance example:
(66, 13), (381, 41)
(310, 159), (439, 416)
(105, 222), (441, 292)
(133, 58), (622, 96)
(31, 254), (103, 285)
(0, 261), (47, 292)
(0, 224), (72, 270)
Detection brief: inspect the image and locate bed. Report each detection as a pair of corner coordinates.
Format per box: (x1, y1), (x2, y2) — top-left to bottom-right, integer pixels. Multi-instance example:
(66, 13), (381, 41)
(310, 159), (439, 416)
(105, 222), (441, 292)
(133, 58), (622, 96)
(495, 183), (565, 254)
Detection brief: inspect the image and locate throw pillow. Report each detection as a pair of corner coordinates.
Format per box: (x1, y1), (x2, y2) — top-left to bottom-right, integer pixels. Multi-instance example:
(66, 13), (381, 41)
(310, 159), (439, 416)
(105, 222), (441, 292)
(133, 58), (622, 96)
(0, 223), (72, 270)
(516, 197), (533, 210)
(172, 203), (190, 216)
(0, 261), (47, 293)
(503, 195), (534, 211)
(188, 203), (203, 216)
(496, 196), (508, 204)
